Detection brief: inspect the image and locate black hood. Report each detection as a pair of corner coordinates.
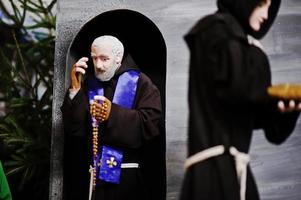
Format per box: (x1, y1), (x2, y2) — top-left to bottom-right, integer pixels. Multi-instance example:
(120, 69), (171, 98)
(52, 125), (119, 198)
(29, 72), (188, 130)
(217, 0), (281, 39)
(114, 53), (140, 77)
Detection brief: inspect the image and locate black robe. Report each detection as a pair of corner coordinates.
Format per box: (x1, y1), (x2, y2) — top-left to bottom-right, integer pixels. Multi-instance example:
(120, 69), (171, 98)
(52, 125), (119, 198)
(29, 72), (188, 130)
(61, 55), (163, 200)
(180, 1), (299, 199)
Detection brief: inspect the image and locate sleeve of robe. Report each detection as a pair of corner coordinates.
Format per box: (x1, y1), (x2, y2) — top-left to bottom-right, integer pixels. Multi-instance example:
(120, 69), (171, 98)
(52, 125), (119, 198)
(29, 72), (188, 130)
(104, 73), (162, 148)
(254, 101), (299, 144)
(61, 88), (90, 200)
(204, 22), (299, 144)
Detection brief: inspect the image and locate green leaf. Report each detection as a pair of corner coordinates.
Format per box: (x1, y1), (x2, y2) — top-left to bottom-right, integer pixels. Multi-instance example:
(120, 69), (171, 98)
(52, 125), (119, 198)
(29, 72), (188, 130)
(4, 160), (23, 167)
(0, 124), (10, 133)
(5, 165), (25, 176)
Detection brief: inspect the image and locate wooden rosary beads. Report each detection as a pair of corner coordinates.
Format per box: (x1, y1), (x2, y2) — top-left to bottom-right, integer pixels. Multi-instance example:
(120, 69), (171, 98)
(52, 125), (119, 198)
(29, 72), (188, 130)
(90, 99), (109, 189)
(92, 125), (98, 189)
(91, 101), (109, 122)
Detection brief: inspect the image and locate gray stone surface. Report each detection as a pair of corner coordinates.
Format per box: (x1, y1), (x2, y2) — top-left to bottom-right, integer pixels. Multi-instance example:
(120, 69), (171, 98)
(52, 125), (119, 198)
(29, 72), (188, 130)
(50, 0), (301, 199)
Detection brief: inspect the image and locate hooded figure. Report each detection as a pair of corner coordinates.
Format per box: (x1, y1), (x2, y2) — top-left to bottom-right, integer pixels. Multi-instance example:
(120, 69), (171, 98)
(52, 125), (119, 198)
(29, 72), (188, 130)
(61, 10), (166, 200)
(180, 0), (300, 200)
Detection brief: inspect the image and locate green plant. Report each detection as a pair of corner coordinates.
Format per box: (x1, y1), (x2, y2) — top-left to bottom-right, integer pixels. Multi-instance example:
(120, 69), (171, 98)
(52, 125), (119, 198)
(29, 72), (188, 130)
(0, 0), (56, 199)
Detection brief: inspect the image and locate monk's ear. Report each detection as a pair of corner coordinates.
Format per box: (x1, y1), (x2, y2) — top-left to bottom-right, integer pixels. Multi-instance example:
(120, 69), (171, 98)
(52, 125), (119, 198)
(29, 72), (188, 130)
(115, 56), (122, 66)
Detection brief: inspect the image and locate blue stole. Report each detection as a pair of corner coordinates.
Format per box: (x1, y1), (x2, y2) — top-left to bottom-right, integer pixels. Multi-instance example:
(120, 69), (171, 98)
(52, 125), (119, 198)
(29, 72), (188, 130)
(88, 70), (140, 184)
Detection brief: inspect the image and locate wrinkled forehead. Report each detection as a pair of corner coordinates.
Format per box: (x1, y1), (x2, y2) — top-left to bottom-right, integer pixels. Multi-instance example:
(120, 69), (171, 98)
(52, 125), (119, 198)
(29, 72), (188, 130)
(91, 40), (114, 50)
(91, 42), (113, 56)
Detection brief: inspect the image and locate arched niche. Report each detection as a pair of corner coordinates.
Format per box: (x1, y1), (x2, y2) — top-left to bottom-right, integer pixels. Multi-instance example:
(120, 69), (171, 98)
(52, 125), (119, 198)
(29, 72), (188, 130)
(51, 9), (167, 200)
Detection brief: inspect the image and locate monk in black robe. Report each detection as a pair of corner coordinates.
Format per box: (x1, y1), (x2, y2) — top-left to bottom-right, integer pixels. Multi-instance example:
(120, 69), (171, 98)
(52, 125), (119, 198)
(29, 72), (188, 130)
(180, 0), (300, 200)
(61, 35), (162, 200)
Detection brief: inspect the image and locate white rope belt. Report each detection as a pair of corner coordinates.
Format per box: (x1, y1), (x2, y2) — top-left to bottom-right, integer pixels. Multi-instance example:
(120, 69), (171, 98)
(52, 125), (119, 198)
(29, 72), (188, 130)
(184, 145), (250, 200)
(121, 163), (139, 168)
(89, 165), (94, 200)
(184, 145), (225, 169)
(229, 147), (250, 200)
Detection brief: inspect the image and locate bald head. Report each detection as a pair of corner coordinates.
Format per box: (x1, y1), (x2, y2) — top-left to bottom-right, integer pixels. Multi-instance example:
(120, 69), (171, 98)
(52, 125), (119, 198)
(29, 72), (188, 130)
(91, 35), (124, 63)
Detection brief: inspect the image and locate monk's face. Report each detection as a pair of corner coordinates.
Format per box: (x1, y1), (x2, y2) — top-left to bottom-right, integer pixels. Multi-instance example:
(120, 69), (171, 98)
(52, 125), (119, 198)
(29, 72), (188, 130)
(91, 43), (120, 81)
(249, 0), (271, 31)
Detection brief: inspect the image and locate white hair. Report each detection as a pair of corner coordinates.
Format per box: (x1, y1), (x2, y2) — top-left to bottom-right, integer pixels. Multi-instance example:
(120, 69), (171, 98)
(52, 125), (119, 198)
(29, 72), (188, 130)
(91, 35), (124, 61)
